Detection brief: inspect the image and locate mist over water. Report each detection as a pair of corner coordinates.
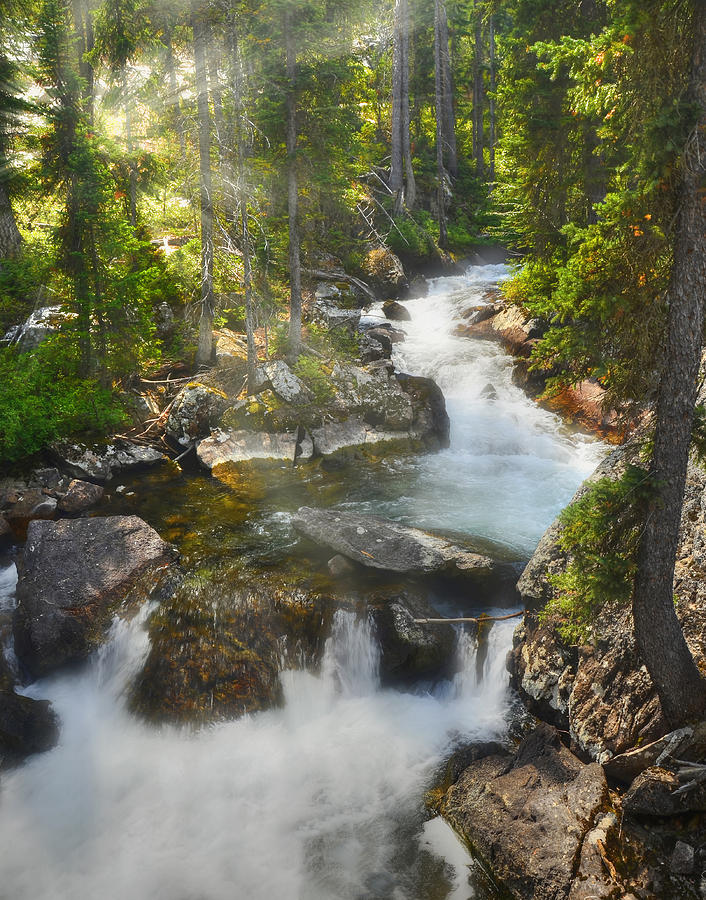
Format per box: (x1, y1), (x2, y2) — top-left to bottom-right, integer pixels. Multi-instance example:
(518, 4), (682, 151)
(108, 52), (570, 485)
(0, 265), (603, 899)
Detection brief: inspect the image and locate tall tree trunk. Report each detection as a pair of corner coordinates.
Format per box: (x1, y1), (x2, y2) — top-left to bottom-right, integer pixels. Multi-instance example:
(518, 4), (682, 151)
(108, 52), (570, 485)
(400, 0), (415, 210)
(434, 0), (447, 248)
(285, 9), (302, 358)
(123, 67), (137, 227)
(72, 0), (94, 122)
(192, 1), (215, 368)
(438, 0), (457, 178)
(489, 15), (496, 187)
(632, 1), (706, 728)
(390, 0), (404, 215)
(473, 14), (484, 177)
(0, 183), (21, 259)
(229, 16), (257, 392)
(163, 26), (187, 160)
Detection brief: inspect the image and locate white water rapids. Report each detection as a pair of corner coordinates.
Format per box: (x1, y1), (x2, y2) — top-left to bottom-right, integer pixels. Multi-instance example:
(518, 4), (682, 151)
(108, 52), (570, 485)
(0, 265), (604, 899)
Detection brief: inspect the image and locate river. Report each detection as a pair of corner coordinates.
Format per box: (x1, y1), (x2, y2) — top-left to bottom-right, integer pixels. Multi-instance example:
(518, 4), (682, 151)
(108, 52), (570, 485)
(0, 264), (603, 900)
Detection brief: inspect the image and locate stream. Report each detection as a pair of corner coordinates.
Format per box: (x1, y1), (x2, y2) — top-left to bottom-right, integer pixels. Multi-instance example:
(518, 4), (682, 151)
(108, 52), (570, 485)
(0, 263), (604, 900)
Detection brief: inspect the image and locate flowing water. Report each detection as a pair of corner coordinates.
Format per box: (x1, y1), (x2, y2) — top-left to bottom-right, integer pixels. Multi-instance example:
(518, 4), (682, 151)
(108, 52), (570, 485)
(0, 264), (604, 900)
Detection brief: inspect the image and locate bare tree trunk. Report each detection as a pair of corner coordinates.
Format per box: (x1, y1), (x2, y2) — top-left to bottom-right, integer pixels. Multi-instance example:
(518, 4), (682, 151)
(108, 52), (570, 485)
(229, 16), (257, 392)
(123, 67), (137, 227)
(473, 14), (484, 178)
(0, 183), (21, 259)
(72, 0), (94, 122)
(285, 9), (302, 358)
(633, 1), (706, 728)
(489, 15), (496, 188)
(163, 26), (187, 160)
(192, 1), (215, 368)
(390, 0), (404, 215)
(438, 0), (457, 178)
(400, 0), (415, 210)
(434, 0), (447, 248)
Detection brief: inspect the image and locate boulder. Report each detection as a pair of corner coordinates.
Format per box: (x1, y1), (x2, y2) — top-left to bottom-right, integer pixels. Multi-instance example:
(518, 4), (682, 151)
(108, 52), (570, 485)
(260, 359), (312, 405)
(51, 439), (166, 483)
(131, 578), (333, 724)
(2, 305), (75, 353)
(440, 724), (609, 900)
(0, 691), (59, 759)
(166, 382), (229, 448)
(57, 479), (105, 514)
(671, 842), (695, 876)
(623, 766), (706, 817)
(293, 507), (495, 577)
(197, 429), (308, 469)
(369, 591), (456, 685)
(14, 516), (178, 678)
(28, 497), (57, 519)
(382, 300), (411, 322)
(362, 247), (407, 299)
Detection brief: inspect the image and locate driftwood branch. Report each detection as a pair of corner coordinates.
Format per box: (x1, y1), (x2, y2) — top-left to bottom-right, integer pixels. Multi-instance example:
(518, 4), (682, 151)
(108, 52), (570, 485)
(413, 610), (526, 625)
(302, 268), (377, 303)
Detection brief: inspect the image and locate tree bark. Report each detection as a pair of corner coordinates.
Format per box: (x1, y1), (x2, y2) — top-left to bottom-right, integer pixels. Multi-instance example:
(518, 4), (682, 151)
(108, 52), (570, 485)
(489, 15), (496, 187)
(390, 0), (404, 214)
(0, 183), (21, 259)
(163, 26), (187, 160)
(123, 67), (137, 227)
(285, 8), (302, 358)
(473, 14), (484, 177)
(434, 0), (447, 248)
(229, 16), (257, 392)
(192, 1), (215, 368)
(400, 0), (415, 210)
(632, 0), (706, 728)
(438, 0), (457, 178)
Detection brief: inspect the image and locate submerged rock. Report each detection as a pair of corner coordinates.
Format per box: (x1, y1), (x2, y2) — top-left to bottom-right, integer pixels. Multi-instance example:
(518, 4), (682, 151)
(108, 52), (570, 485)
(440, 724), (609, 900)
(292, 507), (495, 576)
(14, 516), (178, 678)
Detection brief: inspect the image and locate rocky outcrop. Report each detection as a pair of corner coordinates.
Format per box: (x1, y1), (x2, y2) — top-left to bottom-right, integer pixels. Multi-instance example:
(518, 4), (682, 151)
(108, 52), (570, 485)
(439, 724), (610, 900)
(0, 469), (106, 538)
(165, 382), (229, 448)
(292, 507), (496, 576)
(14, 516), (178, 678)
(195, 361), (450, 471)
(510, 449), (706, 764)
(2, 305), (75, 352)
(0, 690), (59, 760)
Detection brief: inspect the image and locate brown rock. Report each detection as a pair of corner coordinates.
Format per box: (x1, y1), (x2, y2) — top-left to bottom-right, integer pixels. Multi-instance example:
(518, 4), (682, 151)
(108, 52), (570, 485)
(623, 766), (706, 817)
(441, 724), (609, 900)
(57, 479), (105, 514)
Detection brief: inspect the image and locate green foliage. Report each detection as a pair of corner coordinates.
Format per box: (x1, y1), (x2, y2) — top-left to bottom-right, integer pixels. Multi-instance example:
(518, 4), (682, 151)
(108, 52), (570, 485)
(388, 213), (437, 259)
(292, 354), (334, 404)
(542, 464), (652, 642)
(0, 233), (56, 333)
(0, 340), (126, 463)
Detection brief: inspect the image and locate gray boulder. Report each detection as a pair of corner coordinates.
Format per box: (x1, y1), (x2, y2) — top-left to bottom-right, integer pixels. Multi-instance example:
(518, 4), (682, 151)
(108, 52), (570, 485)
(293, 507), (495, 576)
(441, 724), (609, 900)
(14, 516), (178, 678)
(197, 429), (310, 469)
(52, 439), (166, 483)
(0, 691), (59, 759)
(166, 382), (229, 448)
(2, 305), (74, 352)
(261, 359), (312, 405)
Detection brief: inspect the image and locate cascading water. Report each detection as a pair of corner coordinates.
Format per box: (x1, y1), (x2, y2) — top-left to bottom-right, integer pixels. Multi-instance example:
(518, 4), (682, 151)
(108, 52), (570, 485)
(0, 264), (604, 899)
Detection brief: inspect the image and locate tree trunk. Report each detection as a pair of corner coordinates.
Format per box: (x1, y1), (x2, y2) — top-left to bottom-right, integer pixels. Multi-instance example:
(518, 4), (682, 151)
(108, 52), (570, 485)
(229, 16), (257, 393)
(473, 14), (484, 178)
(434, 0), (447, 248)
(489, 15), (496, 188)
(632, 0), (706, 728)
(390, 0), (404, 215)
(400, 0), (415, 210)
(192, 1), (215, 368)
(163, 26), (187, 160)
(438, 0), (457, 178)
(72, 0), (94, 122)
(0, 183), (21, 259)
(285, 9), (302, 358)
(123, 67), (137, 227)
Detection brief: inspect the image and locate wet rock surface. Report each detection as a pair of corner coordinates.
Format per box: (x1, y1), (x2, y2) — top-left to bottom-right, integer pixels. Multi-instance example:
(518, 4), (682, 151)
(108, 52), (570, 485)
(440, 724), (609, 900)
(0, 691), (59, 761)
(292, 507), (496, 576)
(51, 438), (166, 483)
(14, 516), (178, 678)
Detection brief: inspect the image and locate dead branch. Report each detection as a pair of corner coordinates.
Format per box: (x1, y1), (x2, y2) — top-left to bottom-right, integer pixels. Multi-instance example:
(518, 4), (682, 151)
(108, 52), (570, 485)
(412, 610), (526, 625)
